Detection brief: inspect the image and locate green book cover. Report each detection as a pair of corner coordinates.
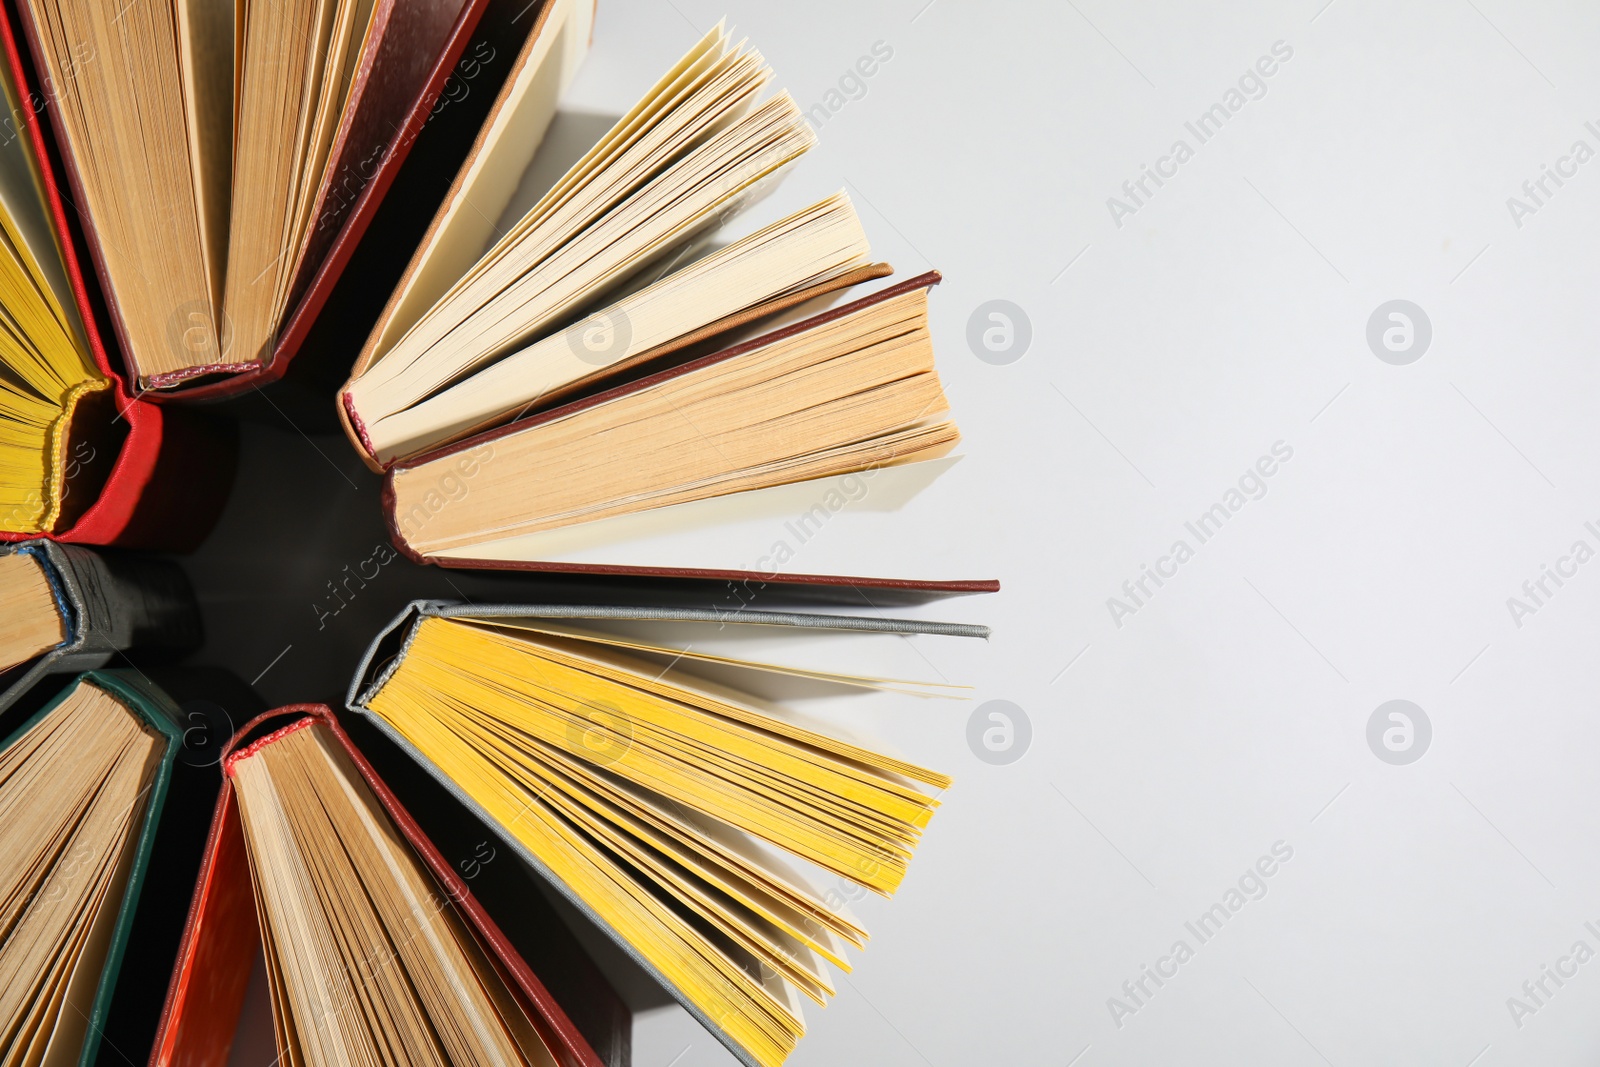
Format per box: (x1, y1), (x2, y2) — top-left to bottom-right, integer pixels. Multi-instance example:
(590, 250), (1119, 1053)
(0, 669), (186, 1067)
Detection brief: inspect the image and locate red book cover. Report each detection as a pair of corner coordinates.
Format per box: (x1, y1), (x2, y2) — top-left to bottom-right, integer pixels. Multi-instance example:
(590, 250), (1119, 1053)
(0, 0), (233, 550)
(148, 706), (628, 1067)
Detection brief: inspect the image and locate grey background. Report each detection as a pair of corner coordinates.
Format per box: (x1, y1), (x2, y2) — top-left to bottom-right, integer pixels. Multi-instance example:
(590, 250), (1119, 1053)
(217, 0), (1600, 1063)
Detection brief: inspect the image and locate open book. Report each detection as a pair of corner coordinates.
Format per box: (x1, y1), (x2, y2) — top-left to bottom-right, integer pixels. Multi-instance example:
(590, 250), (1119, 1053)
(0, 33), (233, 544)
(150, 704), (626, 1067)
(339, 21), (869, 467)
(330, 20), (975, 590)
(350, 601), (988, 1067)
(9, 0), (590, 394)
(0, 671), (218, 1067)
(380, 272), (982, 588)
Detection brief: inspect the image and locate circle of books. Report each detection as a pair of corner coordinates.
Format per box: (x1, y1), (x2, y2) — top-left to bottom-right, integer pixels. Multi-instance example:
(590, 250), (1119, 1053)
(0, 7), (992, 1067)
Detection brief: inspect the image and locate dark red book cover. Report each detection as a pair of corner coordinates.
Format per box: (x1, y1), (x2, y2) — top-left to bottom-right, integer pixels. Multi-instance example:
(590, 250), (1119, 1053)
(8, 0), (585, 402)
(377, 270), (999, 593)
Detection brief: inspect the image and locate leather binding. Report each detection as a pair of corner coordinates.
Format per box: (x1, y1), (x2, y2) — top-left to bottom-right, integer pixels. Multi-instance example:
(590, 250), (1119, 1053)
(0, 540), (200, 713)
(148, 704), (628, 1067)
(0, 1), (236, 547)
(378, 270), (999, 594)
(346, 599), (992, 1067)
(7, 0), (570, 399)
(4, 670), (223, 1067)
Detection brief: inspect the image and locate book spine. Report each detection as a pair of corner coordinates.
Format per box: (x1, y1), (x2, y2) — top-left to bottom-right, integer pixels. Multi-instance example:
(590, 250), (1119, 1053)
(47, 544), (201, 667)
(63, 404), (239, 551)
(339, 389), (386, 472)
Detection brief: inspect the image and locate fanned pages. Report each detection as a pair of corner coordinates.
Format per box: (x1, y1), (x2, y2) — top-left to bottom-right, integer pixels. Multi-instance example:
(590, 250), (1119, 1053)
(16, 0), (523, 389)
(0, 13), (239, 549)
(0, 55), (104, 533)
(0, 549), (61, 672)
(386, 274), (961, 577)
(22, 0), (382, 375)
(218, 0), (383, 368)
(0, 679), (163, 1066)
(228, 719), (566, 1067)
(21, 0), (212, 377)
(355, 607), (976, 1067)
(347, 0), (598, 381)
(343, 21), (829, 465)
(350, 192), (877, 463)
(149, 704), (626, 1067)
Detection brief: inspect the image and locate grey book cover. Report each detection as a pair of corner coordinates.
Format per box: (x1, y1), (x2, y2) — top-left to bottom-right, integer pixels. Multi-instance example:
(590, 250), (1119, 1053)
(347, 599), (986, 1067)
(0, 540), (201, 713)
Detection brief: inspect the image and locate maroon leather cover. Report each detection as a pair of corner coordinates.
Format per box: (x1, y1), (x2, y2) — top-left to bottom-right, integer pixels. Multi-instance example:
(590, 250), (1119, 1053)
(380, 270), (999, 593)
(284, 0), (470, 317)
(148, 706), (623, 1067)
(11, 0), (509, 399)
(400, 551), (1003, 593)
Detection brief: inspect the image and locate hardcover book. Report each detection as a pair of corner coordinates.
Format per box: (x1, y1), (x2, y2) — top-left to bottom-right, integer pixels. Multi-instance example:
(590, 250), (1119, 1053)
(0, 670), (222, 1067)
(330, 22), (980, 590)
(348, 600), (987, 1067)
(149, 704), (628, 1067)
(0, 4), (235, 546)
(376, 271), (988, 591)
(0, 539), (200, 712)
(339, 23), (884, 468)
(6, 0), (593, 398)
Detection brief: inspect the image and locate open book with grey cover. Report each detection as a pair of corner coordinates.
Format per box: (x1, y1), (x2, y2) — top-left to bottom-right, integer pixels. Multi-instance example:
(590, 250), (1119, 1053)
(347, 599), (989, 1067)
